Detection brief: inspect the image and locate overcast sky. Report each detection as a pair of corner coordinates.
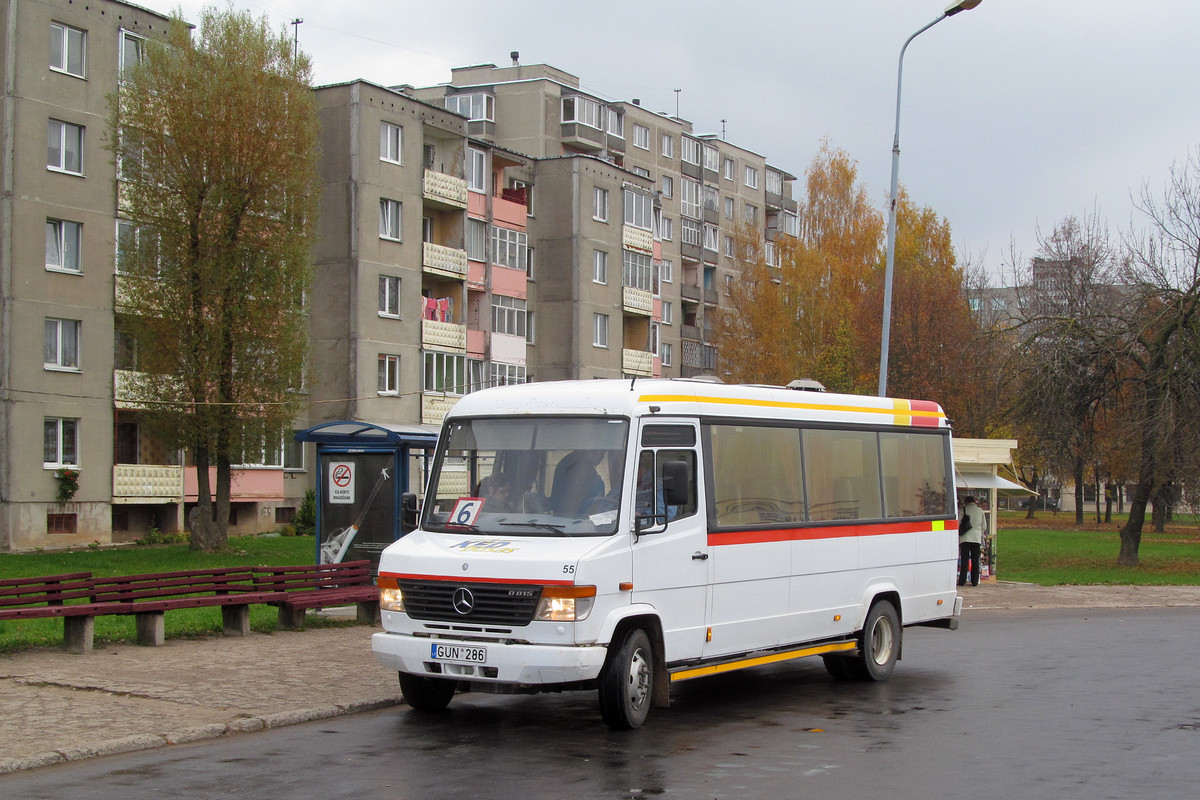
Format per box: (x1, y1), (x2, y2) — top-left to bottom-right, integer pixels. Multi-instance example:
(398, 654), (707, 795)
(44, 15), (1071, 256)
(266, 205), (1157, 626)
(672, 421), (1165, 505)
(155, 0), (1200, 284)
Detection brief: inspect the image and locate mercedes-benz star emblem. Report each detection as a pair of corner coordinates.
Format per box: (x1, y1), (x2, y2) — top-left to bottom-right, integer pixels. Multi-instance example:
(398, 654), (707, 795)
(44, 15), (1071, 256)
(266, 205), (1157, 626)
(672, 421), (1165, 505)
(452, 587), (474, 615)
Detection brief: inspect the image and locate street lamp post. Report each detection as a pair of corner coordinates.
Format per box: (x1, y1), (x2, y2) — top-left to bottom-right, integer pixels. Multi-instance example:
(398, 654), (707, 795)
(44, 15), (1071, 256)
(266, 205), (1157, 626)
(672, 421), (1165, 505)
(877, 0), (982, 397)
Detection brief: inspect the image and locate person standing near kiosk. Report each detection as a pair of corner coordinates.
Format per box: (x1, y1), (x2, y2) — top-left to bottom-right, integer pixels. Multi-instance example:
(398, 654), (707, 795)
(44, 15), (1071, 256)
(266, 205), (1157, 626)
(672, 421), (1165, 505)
(958, 495), (985, 586)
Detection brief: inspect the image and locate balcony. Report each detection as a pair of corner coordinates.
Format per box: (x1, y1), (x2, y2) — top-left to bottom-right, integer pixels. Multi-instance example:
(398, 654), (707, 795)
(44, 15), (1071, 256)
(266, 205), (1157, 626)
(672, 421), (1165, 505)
(681, 324), (702, 341)
(422, 242), (468, 279)
(560, 122), (605, 152)
(423, 169), (468, 209)
(114, 370), (181, 410)
(623, 286), (653, 316)
(622, 348), (653, 376)
(422, 319), (467, 352)
(422, 393), (459, 425)
(680, 284), (702, 303)
(112, 464), (184, 504)
(623, 226), (653, 255)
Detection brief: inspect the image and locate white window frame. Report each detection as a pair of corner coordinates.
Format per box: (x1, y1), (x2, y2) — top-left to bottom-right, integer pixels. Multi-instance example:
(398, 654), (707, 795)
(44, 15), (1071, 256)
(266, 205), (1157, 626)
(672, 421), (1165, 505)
(703, 224), (719, 252)
(379, 198), (402, 241)
(593, 187), (609, 222)
(46, 218), (82, 273)
(115, 220), (159, 275)
(380, 121), (402, 164)
(633, 123), (650, 150)
(662, 300), (674, 325)
(623, 249), (654, 292)
(491, 225), (528, 270)
(378, 275), (401, 318)
(703, 145), (719, 172)
(661, 175), (673, 198)
(744, 165), (759, 189)
(660, 259), (673, 284)
(561, 96), (603, 130)
(445, 93), (494, 122)
(593, 313), (609, 348)
(466, 218), (487, 261)
(681, 137), (701, 166)
(744, 203), (759, 225)
(624, 189), (653, 231)
(607, 109), (624, 138)
(47, 119), (83, 174)
(723, 157), (735, 181)
(119, 29), (144, 79)
(661, 217), (673, 242)
(466, 147), (487, 193)
(44, 417), (79, 468)
(491, 295), (527, 337)
(723, 234), (735, 257)
(44, 318), (81, 370)
(377, 354), (401, 395)
(724, 196), (735, 219)
(662, 342), (673, 367)
(50, 22), (86, 78)
(424, 351), (468, 395)
(593, 250), (608, 284)
(661, 133), (674, 158)
(767, 169), (783, 195)
(490, 361), (527, 387)
(680, 178), (700, 220)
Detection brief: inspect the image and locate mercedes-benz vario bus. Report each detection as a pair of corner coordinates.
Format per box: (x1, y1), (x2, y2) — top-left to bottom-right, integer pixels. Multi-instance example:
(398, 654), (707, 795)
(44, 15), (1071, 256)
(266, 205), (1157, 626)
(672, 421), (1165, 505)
(373, 379), (961, 729)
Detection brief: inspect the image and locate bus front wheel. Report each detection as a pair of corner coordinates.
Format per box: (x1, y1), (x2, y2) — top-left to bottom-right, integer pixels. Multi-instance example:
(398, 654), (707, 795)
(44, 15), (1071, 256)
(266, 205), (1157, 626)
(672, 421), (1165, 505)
(847, 599), (900, 682)
(598, 628), (654, 729)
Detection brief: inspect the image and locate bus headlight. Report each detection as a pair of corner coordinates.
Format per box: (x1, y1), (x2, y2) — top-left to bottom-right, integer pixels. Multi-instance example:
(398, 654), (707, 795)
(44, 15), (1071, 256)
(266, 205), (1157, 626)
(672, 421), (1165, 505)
(378, 577), (404, 612)
(535, 585), (596, 622)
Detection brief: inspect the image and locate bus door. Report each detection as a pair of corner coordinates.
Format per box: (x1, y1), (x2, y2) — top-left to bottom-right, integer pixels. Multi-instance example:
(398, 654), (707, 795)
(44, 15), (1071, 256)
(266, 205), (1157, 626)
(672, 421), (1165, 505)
(630, 420), (708, 662)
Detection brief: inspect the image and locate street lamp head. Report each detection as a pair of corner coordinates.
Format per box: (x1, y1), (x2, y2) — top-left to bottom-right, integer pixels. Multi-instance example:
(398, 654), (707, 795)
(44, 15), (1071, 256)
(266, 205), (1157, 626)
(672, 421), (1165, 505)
(944, 0), (982, 16)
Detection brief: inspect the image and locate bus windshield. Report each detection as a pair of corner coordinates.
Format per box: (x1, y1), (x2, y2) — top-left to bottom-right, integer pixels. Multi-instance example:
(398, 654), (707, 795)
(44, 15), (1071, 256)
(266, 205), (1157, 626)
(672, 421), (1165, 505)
(423, 417), (629, 536)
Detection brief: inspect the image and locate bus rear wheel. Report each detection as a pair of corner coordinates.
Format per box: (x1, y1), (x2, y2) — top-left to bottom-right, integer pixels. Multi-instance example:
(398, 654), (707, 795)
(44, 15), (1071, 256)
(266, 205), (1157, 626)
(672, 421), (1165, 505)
(847, 599), (900, 682)
(398, 672), (457, 711)
(598, 628), (654, 729)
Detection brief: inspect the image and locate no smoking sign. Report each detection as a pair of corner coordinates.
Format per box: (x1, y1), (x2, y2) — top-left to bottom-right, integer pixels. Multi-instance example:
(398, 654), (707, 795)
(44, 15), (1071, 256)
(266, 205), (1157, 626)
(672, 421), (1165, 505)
(329, 461), (355, 504)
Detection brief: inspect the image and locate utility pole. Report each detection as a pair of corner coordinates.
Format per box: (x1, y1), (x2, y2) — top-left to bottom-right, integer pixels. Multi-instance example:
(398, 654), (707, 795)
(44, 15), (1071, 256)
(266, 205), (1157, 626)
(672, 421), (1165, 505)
(290, 18), (303, 59)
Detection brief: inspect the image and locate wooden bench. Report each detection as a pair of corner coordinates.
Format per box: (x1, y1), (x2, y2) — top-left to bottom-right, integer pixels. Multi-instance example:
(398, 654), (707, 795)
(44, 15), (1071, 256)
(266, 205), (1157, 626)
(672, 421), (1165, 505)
(0, 572), (104, 654)
(87, 567), (280, 648)
(252, 560), (379, 630)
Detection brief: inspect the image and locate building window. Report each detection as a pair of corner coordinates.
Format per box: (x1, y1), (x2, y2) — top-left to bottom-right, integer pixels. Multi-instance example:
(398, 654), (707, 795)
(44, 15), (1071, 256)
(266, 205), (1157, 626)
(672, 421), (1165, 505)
(491, 295), (527, 337)
(782, 210), (799, 237)
(660, 259), (673, 284)
(445, 92), (494, 122)
(378, 275), (401, 317)
(380, 121), (402, 164)
(630, 166), (650, 179)
(607, 109), (624, 138)
(593, 250), (608, 284)
(561, 95), (602, 129)
(379, 198), (402, 241)
(623, 250), (654, 292)
(526, 246), (535, 279)
(744, 204), (758, 225)
(46, 219), (82, 273)
(723, 157), (735, 181)
(114, 328), (138, 371)
(490, 362), (526, 386)
(680, 178), (700, 220)
(47, 119), (84, 174)
(633, 124), (650, 150)
(44, 417), (78, 468)
(703, 185), (719, 213)
(624, 189), (653, 231)
(681, 217), (702, 247)
(593, 187), (609, 222)
(377, 354), (400, 395)
(424, 351), (468, 395)
(661, 133), (674, 158)
(661, 217), (673, 241)
(466, 147), (487, 192)
(661, 175), (673, 198)
(593, 313), (609, 348)
(662, 342), (673, 367)
(744, 166), (759, 189)
(491, 226), (528, 270)
(681, 137), (701, 166)
(50, 22), (86, 77)
(466, 218), (486, 261)
(662, 301), (674, 325)
(703, 145), (719, 172)
(44, 318), (80, 370)
(767, 170), (783, 195)
(649, 322), (660, 357)
(119, 30), (143, 78)
(725, 274), (734, 295)
(703, 224), (718, 252)
(723, 196), (735, 219)
(723, 234), (735, 257)
(116, 220), (158, 275)
(47, 513), (78, 534)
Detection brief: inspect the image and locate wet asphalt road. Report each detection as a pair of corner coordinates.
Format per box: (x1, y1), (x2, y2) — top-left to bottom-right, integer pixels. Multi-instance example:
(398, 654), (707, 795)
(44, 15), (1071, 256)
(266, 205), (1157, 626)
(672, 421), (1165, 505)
(5, 607), (1199, 800)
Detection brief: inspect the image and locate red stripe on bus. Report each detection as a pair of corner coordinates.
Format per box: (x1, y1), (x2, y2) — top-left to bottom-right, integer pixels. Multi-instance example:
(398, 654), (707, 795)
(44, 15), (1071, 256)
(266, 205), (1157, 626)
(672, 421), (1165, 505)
(380, 572), (575, 586)
(708, 520), (952, 546)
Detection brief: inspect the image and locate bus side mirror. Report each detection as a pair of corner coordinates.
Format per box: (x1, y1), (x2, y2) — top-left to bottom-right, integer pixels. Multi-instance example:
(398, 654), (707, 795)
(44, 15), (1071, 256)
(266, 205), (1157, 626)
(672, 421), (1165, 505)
(662, 460), (690, 506)
(400, 492), (419, 534)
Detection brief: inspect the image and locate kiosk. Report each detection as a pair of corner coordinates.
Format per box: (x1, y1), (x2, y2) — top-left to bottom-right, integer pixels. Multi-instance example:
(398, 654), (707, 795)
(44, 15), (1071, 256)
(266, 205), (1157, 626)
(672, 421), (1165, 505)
(294, 421), (438, 568)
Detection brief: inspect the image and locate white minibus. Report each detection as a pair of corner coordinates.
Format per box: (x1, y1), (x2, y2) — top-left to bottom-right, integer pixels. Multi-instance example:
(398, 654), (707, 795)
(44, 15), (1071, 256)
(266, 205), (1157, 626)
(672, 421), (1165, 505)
(373, 378), (962, 728)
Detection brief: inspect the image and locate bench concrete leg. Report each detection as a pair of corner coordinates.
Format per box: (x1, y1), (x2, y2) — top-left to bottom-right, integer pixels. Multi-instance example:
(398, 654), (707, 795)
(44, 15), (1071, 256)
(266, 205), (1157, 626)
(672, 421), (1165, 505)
(356, 601), (380, 625)
(222, 604), (251, 637)
(135, 611), (165, 646)
(278, 604), (306, 631)
(63, 616), (95, 654)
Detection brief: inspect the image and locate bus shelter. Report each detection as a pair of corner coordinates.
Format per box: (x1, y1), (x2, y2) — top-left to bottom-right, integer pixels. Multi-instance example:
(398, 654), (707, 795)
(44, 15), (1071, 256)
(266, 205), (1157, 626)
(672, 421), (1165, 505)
(295, 421), (438, 568)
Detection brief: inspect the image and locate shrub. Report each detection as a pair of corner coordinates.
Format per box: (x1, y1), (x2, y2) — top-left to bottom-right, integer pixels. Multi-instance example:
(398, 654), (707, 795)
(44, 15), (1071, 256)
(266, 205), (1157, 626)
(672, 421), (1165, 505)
(295, 489), (316, 535)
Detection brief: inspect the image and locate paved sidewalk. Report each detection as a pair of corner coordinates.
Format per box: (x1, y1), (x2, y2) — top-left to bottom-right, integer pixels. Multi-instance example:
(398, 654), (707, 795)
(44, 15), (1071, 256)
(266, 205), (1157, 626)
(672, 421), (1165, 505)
(4, 583), (1200, 774)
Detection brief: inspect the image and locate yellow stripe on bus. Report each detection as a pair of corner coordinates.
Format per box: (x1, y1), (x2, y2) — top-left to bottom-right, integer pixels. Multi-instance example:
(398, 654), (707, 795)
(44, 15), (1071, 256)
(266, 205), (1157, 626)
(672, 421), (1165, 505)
(669, 641), (857, 682)
(637, 394), (945, 421)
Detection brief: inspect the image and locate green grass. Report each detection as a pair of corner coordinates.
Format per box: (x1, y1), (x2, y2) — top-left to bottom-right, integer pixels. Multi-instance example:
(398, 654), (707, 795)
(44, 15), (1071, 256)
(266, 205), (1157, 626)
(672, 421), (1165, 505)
(997, 528), (1200, 585)
(0, 535), (351, 654)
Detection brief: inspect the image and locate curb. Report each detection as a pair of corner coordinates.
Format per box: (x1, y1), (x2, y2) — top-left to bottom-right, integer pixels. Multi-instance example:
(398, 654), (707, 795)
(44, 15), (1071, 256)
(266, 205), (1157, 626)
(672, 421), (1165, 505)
(0, 695), (404, 775)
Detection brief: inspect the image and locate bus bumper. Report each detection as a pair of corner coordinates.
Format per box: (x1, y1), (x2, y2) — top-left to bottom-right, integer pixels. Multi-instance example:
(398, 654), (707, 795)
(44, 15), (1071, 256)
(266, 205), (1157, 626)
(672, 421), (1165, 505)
(372, 631), (609, 685)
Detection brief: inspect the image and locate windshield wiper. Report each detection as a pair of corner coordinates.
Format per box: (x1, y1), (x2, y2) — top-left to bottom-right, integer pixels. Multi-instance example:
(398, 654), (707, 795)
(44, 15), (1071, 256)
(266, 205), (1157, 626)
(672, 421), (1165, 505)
(499, 520), (567, 535)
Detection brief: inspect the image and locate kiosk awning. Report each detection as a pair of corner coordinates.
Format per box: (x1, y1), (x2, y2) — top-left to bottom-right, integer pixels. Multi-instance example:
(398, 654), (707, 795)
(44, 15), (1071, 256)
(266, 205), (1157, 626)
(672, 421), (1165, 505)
(955, 471), (1035, 496)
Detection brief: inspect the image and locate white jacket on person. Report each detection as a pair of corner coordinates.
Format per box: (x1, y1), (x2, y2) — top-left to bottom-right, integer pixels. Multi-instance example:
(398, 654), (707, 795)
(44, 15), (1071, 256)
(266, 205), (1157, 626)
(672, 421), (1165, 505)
(959, 502), (984, 545)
